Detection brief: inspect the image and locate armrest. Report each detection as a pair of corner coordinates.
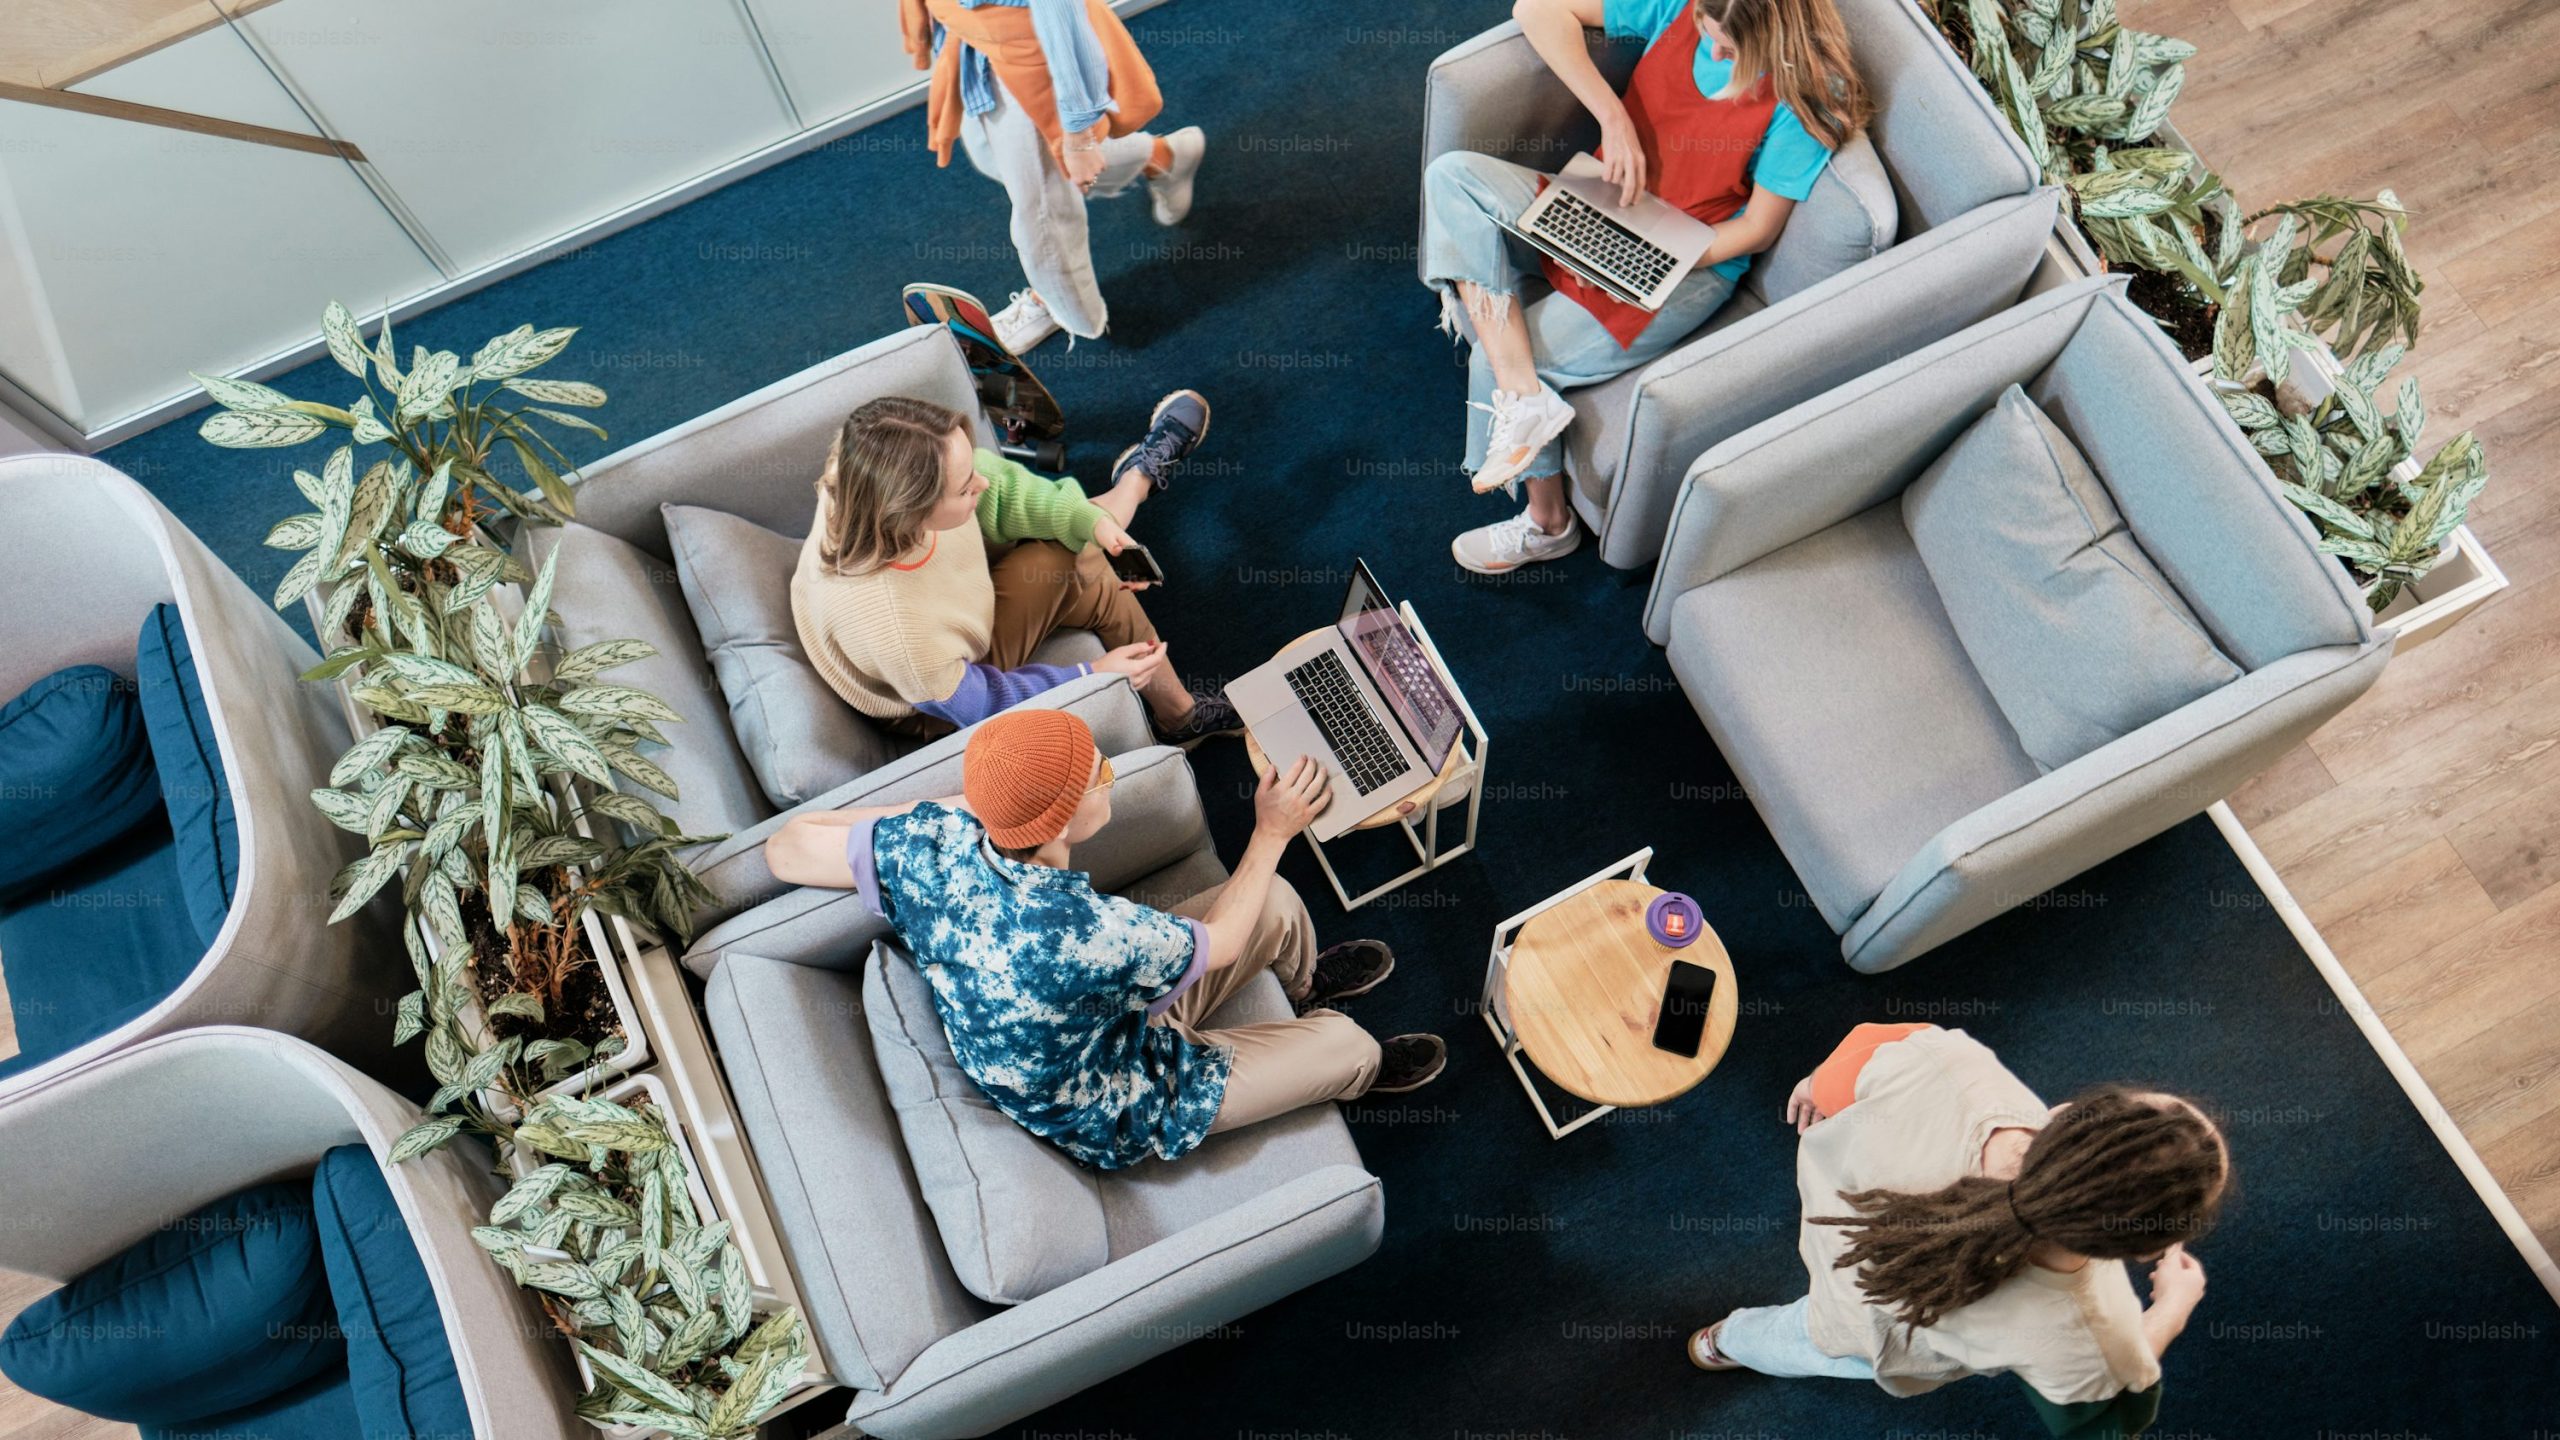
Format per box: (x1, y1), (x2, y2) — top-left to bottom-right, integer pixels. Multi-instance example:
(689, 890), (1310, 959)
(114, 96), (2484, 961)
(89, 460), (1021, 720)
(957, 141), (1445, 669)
(1595, 189), (2061, 569)
(1642, 272), (2117, 645)
(848, 1165), (1384, 1440)
(1070, 745), (1216, 897)
(688, 672), (1148, 926)
(1842, 642), (2392, 973)
(1417, 21), (1637, 283)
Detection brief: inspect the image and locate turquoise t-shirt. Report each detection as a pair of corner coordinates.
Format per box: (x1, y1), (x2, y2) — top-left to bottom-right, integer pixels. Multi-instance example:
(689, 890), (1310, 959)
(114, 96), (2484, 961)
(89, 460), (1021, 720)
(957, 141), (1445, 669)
(1603, 0), (1835, 279)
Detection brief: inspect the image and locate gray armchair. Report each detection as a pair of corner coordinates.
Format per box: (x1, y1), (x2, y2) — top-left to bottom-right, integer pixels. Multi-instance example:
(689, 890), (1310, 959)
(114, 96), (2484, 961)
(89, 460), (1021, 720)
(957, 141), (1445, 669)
(0, 1027), (583, 1438)
(527, 324), (1135, 932)
(0, 456), (406, 1095)
(685, 745), (1383, 1439)
(1420, 0), (2060, 568)
(1643, 277), (2393, 972)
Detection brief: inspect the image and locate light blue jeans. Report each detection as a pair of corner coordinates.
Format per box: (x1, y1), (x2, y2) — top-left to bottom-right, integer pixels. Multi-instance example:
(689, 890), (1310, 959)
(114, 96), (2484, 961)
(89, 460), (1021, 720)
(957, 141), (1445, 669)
(1717, 1297), (1879, 1380)
(1419, 150), (1739, 481)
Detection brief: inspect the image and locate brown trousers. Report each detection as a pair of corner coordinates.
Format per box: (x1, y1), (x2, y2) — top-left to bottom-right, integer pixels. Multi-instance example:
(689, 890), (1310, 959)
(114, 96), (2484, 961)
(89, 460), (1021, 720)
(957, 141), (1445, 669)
(1161, 875), (1381, 1134)
(985, 539), (1158, 669)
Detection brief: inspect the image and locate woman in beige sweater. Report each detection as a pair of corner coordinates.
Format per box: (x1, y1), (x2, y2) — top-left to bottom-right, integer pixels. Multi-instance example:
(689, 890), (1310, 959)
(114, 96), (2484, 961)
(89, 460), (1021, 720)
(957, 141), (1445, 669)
(1689, 1024), (2224, 1412)
(790, 391), (1236, 743)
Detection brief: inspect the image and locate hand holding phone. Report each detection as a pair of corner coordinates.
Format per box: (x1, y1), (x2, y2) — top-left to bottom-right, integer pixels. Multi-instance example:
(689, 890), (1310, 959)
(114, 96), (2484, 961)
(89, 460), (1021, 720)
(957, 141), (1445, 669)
(1107, 539), (1166, 588)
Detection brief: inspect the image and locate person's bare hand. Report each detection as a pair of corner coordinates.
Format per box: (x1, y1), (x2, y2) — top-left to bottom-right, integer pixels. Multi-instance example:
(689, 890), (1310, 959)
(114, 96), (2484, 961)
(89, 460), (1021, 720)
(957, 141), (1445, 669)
(2149, 1244), (2206, 1313)
(1596, 100), (1648, 207)
(1092, 516), (1149, 590)
(1254, 755), (1333, 840)
(1093, 640), (1167, 691)
(1785, 1074), (1826, 1133)
(1062, 141), (1107, 192)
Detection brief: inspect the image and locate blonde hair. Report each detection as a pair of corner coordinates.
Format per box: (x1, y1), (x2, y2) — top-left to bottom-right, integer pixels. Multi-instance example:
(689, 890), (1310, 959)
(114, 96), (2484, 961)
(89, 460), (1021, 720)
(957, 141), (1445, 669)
(815, 395), (968, 574)
(1696, 0), (1871, 151)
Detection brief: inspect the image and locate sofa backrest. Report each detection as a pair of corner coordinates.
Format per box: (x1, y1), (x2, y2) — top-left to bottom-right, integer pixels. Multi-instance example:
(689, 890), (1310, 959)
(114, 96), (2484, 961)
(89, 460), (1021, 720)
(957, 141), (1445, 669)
(1845, 0), (2040, 235)
(567, 325), (994, 563)
(2027, 294), (2377, 671)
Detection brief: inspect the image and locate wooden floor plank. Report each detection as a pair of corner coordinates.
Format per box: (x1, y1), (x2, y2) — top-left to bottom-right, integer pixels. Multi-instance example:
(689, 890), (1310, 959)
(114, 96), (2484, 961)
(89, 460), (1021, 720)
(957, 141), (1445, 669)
(2302, 836), (2501, 987)
(2419, 989), (2560, 1152)
(2227, 740), (2336, 829)
(2358, 874), (2560, 1063)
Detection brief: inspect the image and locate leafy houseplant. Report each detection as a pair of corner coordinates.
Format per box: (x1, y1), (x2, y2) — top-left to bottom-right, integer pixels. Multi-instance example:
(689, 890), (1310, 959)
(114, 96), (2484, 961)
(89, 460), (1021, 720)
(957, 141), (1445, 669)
(433, 1088), (810, 1440)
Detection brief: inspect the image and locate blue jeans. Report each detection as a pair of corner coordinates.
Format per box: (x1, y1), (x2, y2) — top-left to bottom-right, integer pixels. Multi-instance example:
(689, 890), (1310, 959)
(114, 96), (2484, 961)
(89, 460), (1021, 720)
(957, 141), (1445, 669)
(1717, 1297), (1878, 1380)
(1418, 150), (1739, 481)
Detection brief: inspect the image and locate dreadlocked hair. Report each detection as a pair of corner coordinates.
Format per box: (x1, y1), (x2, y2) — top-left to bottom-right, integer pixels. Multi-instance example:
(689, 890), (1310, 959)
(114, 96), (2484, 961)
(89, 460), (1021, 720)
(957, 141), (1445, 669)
(1809, 1085), (2228, 1331)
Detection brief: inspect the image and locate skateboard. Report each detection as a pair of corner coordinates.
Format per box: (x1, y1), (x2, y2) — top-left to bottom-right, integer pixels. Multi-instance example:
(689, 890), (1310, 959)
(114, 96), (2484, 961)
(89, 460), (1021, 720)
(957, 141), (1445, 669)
(902, 282), (1068, 471)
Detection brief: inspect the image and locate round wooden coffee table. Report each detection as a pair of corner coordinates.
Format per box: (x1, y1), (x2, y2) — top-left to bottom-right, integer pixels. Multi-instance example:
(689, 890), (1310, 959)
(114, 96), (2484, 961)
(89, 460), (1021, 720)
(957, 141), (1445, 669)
(1497, 875), (1736, 1134)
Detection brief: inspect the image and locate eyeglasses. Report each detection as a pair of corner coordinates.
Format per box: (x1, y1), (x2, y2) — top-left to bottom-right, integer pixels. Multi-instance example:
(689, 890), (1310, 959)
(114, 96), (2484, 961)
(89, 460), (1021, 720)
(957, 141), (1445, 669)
(1084, 755), (1116, 795)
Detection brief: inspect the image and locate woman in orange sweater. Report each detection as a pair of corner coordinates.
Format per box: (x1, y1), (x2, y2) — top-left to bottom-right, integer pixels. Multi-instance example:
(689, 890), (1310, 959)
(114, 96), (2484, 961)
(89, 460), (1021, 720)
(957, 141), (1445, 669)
(1688, 1024), (2225, 1411)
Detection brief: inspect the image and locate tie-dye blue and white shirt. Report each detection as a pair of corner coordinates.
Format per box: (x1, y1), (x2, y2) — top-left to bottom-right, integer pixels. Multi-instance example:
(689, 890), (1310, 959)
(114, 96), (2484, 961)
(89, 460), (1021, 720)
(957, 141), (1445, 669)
(849, 802), (1228, 1170)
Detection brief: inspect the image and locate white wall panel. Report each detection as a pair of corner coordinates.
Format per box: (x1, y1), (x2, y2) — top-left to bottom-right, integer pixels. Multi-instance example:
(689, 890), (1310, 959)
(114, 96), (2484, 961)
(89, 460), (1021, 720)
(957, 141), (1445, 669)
(741, 0), (922, 127)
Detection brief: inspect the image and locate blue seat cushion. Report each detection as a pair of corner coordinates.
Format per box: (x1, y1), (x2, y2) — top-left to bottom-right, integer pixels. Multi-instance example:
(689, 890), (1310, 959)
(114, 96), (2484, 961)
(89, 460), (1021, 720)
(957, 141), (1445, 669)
(139, 1367), (362, 1440)
(0, 814), (201, 1081)
(0, 1181), (344, 1424)
(309, 1145), (471, 1440)
(0, 665), (162, 906)
(136, 604), (238, 947)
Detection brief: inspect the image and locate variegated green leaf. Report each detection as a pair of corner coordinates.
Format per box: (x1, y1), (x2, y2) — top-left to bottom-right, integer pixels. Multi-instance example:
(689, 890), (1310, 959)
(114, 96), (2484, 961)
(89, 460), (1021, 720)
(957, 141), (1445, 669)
(321, 300), (370, 378)
(523, 704), (613, 785)
(387, 1115), (465, 1163)
(329, 839), (411, 922)
(272, 549), (326, 610)
(558, 685), (684, 725)
(503, 377), (607, 407)
(200, 406), (325, 449)
(523, 1261), (605, 1300)
(470, 324), (578, 381)
(264, 512), (325, 550)
(493, 1163), (576, 1226)
(488, 990), (545, 1023)
(397, 348), (464, 419)
(392, 989), (427, 1045)
(601, 743), (680, 800)
(553, 639), (657, 684)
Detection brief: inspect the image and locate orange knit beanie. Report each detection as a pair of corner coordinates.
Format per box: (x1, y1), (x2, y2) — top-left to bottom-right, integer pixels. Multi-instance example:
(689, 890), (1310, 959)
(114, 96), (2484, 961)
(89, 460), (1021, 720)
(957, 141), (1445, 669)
(963, 709), (1099, 849)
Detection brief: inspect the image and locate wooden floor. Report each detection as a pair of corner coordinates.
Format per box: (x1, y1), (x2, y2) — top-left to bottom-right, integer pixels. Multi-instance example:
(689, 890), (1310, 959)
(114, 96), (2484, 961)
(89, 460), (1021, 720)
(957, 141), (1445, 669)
(3, 1), (2557, 1435)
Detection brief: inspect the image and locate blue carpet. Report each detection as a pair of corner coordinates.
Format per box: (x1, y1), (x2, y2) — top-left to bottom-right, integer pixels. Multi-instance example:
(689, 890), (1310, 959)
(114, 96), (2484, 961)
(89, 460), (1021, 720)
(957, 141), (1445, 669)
(101, 1), (2558, 1434)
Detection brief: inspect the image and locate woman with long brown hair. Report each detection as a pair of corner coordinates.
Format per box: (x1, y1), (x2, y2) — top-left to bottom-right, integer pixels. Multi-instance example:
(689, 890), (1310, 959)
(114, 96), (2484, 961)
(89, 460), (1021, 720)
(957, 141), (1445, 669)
(789, 390), (1238, 744)
(1687, 1024), (2225, 1407)
(1421, 0), (1871, 575)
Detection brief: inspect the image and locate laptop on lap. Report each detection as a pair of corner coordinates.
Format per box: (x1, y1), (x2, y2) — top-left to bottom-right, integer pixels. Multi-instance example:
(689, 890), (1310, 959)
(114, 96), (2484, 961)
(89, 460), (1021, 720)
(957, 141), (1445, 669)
(1500, 151), (1718, 312)
(1226, 562), (1465, 842)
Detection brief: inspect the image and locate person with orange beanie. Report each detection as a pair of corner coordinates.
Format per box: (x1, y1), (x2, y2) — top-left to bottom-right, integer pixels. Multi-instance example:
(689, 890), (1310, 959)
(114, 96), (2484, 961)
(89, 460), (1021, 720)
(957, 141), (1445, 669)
(900, 0), (1209, 353)
(764, 708), (1447, 1169)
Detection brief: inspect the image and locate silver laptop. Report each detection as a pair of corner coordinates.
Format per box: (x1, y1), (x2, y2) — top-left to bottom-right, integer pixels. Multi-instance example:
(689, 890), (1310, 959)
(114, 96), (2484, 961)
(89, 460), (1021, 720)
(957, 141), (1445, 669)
(1502, 151), (1718, 311)
(1226, 561), (1465, 842)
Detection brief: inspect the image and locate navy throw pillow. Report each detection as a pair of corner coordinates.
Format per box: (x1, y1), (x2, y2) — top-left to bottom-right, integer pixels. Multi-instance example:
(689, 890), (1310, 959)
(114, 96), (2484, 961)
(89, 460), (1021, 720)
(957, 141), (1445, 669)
(0, 665), (161, 905)
(0, 1180), (344, 1424)
(135, 605), (238, 947)
(310, 1145), (472, 1440)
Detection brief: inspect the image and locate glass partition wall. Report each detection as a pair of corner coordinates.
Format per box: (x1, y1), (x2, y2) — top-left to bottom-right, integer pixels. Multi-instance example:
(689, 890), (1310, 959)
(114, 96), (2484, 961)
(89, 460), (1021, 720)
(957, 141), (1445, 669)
(0, 0), (924, 444)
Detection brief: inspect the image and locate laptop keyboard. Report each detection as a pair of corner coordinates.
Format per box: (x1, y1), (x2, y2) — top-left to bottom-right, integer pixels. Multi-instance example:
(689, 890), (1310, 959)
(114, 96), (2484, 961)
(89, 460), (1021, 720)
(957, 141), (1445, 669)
(1284, 650), (1406, 797)
(1537, 189), (1677, 297)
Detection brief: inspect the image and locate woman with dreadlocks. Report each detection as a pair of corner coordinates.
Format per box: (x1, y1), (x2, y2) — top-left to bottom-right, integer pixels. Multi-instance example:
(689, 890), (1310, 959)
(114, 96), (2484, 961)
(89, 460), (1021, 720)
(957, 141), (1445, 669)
(1687, 1023), (2227, 1406)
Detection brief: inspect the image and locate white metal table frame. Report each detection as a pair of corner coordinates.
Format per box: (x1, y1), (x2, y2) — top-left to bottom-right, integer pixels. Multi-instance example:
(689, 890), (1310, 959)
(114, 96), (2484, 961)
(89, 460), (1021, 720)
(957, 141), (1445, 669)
(1481, 847), (1655, 1139)
(1301, 601), (1490, 911)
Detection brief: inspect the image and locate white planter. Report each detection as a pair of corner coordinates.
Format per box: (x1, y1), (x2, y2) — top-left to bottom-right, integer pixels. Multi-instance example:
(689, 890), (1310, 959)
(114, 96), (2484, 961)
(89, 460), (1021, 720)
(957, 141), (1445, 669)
(2371, 523), (2509, 651)
(511, 1071), (827, 1439)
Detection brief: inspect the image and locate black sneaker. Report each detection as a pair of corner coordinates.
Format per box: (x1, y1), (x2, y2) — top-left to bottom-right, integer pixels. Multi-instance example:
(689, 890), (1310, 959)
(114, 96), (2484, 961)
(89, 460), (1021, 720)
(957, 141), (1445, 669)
(1114, 389), (1211, 492)
(1369, 1034), (1447, 1095)
(1152, 690), (1243, 748)
(1295, 940), (1394, 1015)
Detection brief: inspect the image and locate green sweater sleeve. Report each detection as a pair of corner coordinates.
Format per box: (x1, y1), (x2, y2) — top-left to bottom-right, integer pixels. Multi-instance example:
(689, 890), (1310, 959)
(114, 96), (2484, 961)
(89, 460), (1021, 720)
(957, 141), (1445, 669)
(972, 449), (1106, 552)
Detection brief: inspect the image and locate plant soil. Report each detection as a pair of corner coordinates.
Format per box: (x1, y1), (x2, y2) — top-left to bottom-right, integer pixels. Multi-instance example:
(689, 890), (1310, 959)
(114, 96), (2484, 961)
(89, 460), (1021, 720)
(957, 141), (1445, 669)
(2124, 266), (2220, 361)
(459, 882), (623, 1055)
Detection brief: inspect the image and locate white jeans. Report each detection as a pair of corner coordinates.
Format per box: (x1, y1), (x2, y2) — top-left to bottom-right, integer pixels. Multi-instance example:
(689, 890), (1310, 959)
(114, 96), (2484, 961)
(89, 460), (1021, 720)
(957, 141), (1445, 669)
(958, 85), (1157, 340)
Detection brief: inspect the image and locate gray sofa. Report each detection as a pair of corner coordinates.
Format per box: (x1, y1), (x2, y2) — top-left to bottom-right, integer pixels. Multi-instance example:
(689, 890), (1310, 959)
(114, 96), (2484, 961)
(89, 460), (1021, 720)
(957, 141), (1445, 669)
(1643, 277), (2393, 972)
(526, 324), (1126, 933)
(0, 1027), (584, 1437)
(1420, 0), (2060, 568)
(0, 455), (407, 1097)
(683, 726), (1384, 1439)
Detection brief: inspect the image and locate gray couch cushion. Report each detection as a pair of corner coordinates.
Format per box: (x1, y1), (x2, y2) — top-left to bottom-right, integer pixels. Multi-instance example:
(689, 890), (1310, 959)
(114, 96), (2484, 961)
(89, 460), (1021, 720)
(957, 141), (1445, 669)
(1902, 386), (2242, 772)
(661, 503), (897, 809)
(533, 523), (771, 842)
(1746, 132), (1897, 308)
(1666, 502), (2039, 928)
(865, 944), (1111, 1305)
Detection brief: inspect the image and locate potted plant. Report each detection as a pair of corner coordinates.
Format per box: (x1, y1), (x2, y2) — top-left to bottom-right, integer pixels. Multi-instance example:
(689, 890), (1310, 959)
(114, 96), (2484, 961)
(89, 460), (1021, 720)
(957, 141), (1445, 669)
(191, 304), (722, 1103)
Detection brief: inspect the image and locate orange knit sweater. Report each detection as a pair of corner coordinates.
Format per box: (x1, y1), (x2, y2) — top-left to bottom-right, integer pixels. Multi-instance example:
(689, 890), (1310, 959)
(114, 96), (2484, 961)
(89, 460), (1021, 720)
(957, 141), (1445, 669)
(901, 0), (1164, 168)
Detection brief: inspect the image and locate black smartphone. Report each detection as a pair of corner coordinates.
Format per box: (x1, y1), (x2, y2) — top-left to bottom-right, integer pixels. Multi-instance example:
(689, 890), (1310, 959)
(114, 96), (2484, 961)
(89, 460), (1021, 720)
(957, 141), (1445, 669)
(1108, 541), (1166, 587)
(1650, 960), (1717, 1058)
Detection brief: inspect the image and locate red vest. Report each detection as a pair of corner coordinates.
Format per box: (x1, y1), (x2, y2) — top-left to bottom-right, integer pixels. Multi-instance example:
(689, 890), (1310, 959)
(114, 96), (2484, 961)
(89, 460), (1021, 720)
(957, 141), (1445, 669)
(1542, 9), (1779, 347)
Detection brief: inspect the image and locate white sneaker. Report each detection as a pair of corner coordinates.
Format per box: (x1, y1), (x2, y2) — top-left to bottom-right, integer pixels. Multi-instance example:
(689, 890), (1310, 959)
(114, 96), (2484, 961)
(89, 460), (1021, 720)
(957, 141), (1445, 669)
(1452, 508), (1582, 575)
(1148, 126), (1206, 226)
(1469, 385), (1575, 494)
(990, 289), (1060, 354)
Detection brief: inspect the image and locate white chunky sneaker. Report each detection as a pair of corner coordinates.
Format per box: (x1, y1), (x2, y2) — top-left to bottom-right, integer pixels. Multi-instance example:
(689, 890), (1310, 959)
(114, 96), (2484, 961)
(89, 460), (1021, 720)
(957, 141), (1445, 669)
(990, 289), (1060, 354)
(1452, 508), (1582, 575)
(1148, 126), (1207, 226)
(1469, 384), (1575, 494)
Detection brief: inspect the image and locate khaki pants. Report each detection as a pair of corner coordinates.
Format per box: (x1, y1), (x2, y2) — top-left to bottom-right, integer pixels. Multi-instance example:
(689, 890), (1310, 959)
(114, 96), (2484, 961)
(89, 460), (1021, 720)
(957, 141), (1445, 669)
(1162, 875), (1380, 1133)
(985, 540), (1158, 669)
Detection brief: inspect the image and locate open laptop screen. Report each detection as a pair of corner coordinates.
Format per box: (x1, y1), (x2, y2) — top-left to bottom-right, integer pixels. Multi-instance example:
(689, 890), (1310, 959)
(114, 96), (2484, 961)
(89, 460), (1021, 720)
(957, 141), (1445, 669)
(1336, 561), (1463, 772)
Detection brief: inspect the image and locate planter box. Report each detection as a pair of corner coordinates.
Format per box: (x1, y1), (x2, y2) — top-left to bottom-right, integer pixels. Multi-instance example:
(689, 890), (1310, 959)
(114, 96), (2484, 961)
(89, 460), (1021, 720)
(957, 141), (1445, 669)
(2372, 523), (2508, 652)
(512, 1070), (827, 1439)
